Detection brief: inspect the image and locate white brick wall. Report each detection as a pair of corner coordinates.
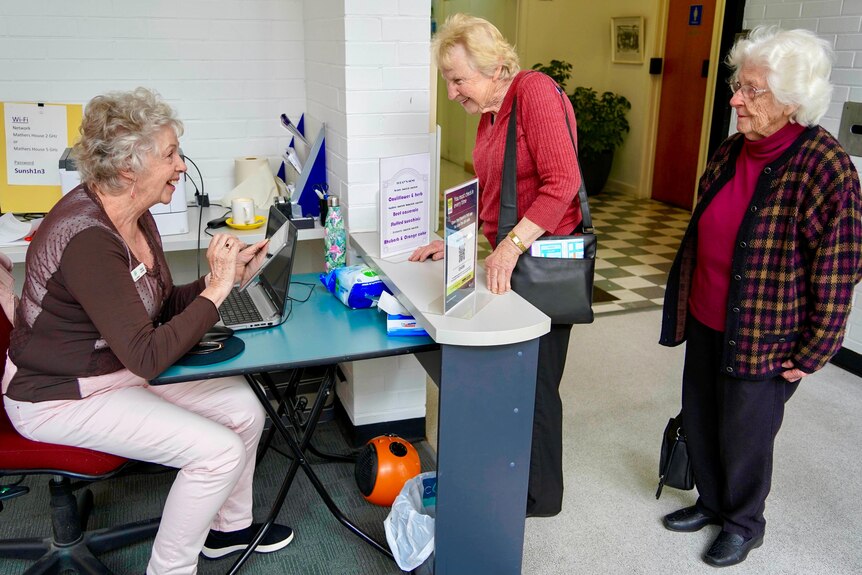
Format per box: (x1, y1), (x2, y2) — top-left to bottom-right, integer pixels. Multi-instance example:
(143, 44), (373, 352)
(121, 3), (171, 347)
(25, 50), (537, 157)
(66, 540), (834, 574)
(745, 1), (862, 354)
(305, 1), (432, 426)
(0, 0), (306, 204)
(744, 0), (862, 136)
(288, 0), (432, 427)
(312, 3), (431, 233)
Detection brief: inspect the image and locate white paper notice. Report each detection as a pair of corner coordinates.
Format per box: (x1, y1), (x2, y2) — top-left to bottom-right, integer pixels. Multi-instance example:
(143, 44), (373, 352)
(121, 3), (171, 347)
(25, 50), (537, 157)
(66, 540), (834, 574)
(380, 153), (430, 259)
(5, 103), (67, 187)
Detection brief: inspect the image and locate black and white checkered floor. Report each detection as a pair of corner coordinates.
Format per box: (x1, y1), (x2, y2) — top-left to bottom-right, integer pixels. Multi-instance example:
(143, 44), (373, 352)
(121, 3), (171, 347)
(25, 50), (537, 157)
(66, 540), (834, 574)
(588, 189), (690, 314)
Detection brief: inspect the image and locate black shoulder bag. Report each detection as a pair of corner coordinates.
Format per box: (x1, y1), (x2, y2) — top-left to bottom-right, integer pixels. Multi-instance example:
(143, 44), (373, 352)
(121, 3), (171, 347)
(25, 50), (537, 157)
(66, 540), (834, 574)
(496, 89), (596, 324)
(655, 412), (695, 498)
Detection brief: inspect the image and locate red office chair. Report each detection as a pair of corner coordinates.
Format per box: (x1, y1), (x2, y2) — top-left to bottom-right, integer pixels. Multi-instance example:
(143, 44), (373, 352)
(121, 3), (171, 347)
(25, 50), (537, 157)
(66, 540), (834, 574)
(0, 280), (160, 573)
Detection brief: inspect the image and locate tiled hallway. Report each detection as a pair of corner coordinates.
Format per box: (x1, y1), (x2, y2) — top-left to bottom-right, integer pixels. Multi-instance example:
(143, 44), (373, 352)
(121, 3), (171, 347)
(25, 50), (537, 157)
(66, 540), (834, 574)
(439, 159), (691, 315)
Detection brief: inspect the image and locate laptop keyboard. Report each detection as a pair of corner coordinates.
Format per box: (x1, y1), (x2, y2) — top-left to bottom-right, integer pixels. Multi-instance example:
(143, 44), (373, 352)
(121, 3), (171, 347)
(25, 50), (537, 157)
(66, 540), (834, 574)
(219, 288), (263, 325)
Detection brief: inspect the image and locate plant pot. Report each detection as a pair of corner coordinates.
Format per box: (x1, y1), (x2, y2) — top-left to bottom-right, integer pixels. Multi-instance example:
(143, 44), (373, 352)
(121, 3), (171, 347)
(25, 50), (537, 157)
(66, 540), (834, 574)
(579, 149), (614, 195)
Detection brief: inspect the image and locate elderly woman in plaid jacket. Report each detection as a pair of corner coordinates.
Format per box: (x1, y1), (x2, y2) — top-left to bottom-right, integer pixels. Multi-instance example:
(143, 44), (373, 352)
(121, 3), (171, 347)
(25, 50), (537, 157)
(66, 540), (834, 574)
(660, 26), (862, 568)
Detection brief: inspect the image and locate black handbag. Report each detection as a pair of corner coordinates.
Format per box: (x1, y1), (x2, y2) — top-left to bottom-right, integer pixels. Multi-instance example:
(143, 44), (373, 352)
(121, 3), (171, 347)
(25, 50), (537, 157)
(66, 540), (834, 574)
(496, 88), (596, 324)
(655, 413), (694, 499)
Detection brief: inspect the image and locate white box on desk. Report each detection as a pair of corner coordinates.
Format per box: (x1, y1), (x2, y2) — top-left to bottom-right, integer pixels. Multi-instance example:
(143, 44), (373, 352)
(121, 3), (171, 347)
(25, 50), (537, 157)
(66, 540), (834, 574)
(386, 314), (429, 337)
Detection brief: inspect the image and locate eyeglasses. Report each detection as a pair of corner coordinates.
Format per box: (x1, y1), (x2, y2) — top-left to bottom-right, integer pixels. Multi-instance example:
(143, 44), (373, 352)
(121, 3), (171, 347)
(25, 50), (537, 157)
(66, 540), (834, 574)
(728, 81), (769, 100)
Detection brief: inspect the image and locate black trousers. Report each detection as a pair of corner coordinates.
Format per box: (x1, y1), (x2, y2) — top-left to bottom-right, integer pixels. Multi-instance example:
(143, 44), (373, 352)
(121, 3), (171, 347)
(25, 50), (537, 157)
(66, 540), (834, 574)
(526, 323), (573, 515)
(682, 316), (798, 539)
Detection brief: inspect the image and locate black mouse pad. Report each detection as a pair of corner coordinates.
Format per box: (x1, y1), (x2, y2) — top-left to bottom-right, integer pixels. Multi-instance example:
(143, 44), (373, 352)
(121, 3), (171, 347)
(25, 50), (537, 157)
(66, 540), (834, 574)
(175, 336), (245, 366)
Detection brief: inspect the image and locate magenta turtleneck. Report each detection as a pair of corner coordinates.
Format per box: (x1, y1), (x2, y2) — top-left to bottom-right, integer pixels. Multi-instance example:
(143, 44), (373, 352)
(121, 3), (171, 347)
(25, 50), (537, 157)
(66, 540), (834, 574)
(689, 122), (807, 331)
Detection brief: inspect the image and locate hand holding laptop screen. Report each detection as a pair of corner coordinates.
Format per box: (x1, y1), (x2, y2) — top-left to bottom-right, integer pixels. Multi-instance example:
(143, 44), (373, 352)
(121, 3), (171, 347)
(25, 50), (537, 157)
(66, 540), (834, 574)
(235, 238), (270, 290)
(215, 219), (299, 331)
(238, 220), (292, 291)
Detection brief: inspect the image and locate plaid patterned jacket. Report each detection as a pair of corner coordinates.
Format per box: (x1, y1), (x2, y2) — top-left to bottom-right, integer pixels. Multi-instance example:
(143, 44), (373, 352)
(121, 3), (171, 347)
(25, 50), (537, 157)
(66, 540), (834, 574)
(660, 126), (862, 379)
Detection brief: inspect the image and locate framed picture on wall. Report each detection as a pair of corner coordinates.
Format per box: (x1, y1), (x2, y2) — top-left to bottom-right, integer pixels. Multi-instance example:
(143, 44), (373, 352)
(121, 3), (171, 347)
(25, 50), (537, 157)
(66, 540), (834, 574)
(611, 16), (644, 64)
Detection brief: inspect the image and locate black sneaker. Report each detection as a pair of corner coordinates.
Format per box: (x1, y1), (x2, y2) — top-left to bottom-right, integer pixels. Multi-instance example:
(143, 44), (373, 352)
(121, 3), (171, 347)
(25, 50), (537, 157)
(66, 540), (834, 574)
(201, 523), (294, 559)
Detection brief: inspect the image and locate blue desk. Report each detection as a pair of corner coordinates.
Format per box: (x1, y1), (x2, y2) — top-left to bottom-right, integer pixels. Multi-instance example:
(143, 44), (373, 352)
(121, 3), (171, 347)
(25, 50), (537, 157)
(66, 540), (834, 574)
(156, 274), (436, 384)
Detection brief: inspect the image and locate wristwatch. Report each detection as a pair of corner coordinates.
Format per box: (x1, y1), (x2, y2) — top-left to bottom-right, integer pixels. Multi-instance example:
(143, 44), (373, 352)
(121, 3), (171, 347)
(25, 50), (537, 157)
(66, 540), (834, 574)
(507, 231), (528, 254)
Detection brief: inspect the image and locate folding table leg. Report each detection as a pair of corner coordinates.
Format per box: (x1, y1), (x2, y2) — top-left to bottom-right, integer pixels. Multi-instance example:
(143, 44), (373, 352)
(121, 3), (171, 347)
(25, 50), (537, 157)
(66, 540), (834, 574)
(227, 369), (393, 574)
(255, 369), (302, 464)
(260, 370), (356, 464)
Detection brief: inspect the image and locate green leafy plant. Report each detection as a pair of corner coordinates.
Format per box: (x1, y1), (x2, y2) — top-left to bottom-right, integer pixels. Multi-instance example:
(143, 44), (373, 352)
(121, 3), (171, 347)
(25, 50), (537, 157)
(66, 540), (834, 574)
(531, 60), (631, 158)
(569, 86), (631, 157)
(531, 60), (572, 91)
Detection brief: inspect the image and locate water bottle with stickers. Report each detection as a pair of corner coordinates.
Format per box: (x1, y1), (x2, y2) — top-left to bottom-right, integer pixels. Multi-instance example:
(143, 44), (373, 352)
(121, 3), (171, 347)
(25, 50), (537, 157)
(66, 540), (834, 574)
(324, 196), (346, 272)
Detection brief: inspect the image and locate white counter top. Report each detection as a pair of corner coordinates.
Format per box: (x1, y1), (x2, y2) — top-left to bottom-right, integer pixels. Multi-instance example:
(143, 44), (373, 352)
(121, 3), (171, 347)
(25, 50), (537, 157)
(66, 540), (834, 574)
(351, 231), (550, 347)
(0, 205), (325, 263)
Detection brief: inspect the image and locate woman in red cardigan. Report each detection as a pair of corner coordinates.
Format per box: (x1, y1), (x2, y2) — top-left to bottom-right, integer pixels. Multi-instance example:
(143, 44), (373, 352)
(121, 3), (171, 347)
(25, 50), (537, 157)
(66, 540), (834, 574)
(411, 13), (583, 517)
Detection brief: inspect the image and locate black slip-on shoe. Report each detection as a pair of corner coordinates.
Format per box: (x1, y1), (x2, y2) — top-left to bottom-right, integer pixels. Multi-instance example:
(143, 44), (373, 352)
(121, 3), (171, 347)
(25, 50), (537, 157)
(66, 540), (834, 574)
(663, 506), (721, 532)
(703, 530), (763, 567)
(202, 523), (294, 560)
(526, 509), (561, 518)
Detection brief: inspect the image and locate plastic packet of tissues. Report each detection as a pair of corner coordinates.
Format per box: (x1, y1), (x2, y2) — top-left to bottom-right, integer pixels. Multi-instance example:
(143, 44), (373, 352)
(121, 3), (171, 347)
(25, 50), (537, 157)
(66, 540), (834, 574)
(319, 265), (389, 309)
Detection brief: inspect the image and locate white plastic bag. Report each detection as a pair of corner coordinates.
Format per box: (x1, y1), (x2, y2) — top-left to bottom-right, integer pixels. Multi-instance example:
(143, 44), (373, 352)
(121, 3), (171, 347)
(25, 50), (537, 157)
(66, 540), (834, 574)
(383, 471), (437, 571)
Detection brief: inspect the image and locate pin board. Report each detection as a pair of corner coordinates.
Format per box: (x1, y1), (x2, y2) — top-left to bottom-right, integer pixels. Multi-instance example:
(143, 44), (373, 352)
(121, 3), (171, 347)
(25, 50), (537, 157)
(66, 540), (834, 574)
(1, 102), (83, 214)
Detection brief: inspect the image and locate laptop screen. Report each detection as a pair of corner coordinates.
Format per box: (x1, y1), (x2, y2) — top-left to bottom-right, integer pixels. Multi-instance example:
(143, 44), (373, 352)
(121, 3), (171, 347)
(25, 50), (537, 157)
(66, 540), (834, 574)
(257, 220), (298, 315)
(266, 205), (288, 238)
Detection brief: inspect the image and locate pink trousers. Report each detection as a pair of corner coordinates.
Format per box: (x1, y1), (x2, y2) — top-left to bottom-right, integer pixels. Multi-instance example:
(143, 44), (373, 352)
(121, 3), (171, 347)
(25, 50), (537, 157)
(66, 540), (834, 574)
(3, 360), (266, 575)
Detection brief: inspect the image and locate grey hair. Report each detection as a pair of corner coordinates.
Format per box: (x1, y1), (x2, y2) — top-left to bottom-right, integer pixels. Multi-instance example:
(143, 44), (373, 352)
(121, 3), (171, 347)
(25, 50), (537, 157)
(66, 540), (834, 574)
(726, 26), (834, 126)
(72, 87), (183, 190)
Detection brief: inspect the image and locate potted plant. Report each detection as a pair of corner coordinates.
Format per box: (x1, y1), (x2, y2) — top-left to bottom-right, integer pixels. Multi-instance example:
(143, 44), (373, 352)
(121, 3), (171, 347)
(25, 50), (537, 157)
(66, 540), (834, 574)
(532, 61), (631, 194)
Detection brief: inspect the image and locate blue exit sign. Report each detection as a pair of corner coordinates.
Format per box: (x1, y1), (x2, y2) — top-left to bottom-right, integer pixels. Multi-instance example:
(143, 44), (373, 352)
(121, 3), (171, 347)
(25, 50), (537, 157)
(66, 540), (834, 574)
(690, 5), (703, 26)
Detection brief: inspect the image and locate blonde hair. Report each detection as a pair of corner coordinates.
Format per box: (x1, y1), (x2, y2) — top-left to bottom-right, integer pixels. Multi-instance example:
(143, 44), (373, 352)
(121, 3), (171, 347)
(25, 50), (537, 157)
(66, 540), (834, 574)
(73, 87), (183, 190)
(726, 26), (834, 126)
(432, 13), (520, 81)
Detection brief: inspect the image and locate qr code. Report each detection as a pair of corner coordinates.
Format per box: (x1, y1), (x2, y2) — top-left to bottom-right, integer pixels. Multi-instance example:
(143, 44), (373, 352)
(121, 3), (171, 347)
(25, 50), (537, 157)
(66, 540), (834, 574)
(458, 244), (466, 262)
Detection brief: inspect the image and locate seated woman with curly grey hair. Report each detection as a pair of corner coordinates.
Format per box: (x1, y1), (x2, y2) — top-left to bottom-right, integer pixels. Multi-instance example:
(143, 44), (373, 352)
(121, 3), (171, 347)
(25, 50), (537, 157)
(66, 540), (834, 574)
(2, 87), (293, 574)
(660, 26), (862, 567)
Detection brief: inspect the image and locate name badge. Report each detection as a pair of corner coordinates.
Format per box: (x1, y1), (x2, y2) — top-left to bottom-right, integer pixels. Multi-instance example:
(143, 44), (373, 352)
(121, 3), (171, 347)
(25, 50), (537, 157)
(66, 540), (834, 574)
(130, 263), (147, 282)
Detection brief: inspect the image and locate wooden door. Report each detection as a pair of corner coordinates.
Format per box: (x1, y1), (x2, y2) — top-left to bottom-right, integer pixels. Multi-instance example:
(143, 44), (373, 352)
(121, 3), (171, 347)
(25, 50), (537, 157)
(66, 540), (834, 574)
(651, 0), (717, 210)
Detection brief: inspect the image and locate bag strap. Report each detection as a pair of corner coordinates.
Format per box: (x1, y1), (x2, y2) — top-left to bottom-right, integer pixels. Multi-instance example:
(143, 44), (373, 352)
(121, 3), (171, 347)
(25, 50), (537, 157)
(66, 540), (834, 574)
(496, 78), (593, 249)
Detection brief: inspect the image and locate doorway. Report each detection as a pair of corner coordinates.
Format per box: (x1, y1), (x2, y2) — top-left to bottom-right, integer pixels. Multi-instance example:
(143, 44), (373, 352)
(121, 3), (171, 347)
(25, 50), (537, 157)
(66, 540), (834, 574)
(651, 0), (717, 210)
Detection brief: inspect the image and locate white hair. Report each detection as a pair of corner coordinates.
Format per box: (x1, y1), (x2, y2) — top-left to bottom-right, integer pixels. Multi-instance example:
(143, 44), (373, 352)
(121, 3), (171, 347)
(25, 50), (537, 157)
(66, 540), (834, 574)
(726, 26), (834, 126)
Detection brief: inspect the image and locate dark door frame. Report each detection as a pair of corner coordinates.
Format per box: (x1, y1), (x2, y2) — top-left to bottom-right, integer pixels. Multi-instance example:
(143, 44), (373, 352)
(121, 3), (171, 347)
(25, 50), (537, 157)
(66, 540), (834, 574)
(707, 0), (747, 157)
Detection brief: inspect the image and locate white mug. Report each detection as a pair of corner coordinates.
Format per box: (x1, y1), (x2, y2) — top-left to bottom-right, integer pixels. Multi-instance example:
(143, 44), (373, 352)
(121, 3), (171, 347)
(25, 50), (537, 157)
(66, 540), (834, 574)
(231, 198), (255, 225)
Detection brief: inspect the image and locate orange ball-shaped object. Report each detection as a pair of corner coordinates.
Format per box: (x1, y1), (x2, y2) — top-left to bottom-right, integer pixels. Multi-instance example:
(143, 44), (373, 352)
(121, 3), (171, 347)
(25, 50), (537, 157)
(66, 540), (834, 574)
(354, 434), (421, 506)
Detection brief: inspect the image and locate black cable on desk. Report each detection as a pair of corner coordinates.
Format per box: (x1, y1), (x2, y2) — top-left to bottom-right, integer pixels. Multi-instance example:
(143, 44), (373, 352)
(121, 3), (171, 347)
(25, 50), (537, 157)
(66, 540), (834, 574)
(288, 281), (316, 303)
(262, 281), (315, 329)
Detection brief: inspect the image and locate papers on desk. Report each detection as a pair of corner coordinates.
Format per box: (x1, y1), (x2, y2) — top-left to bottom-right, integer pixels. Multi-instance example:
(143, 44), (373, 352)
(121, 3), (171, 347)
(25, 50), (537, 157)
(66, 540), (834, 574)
(0, 212), (40, 245)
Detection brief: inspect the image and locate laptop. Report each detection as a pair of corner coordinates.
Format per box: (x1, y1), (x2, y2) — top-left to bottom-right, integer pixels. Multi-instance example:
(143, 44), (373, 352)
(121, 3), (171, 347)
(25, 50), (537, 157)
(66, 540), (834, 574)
(217, 218), (298, 330)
